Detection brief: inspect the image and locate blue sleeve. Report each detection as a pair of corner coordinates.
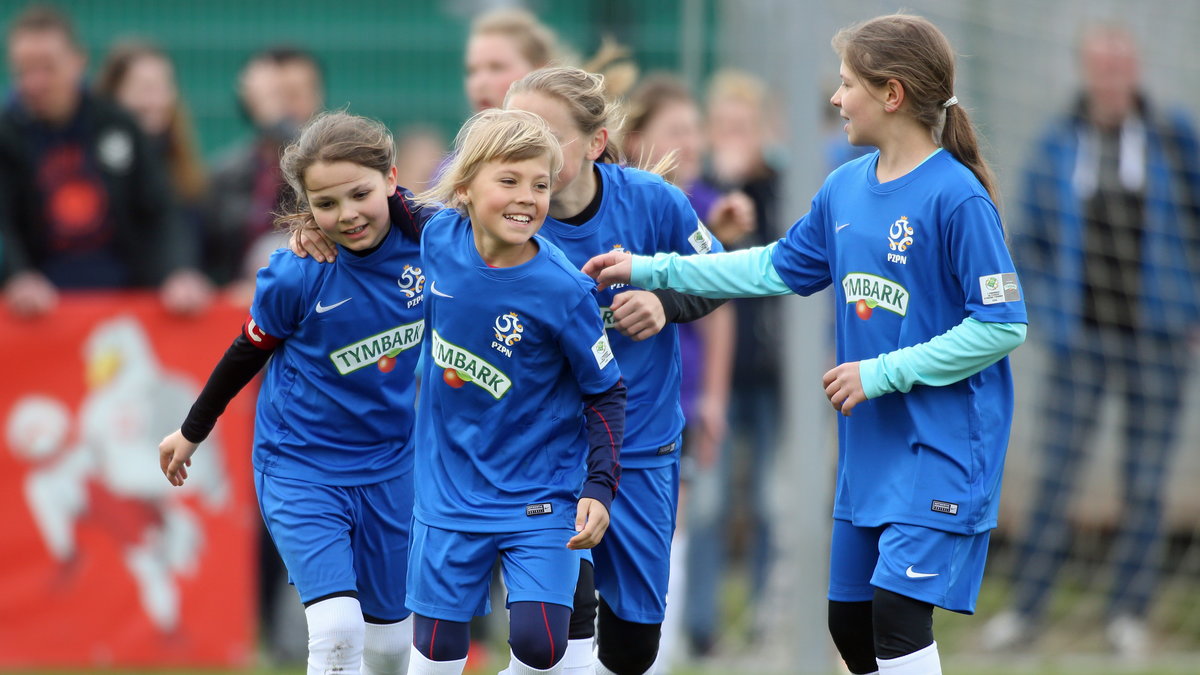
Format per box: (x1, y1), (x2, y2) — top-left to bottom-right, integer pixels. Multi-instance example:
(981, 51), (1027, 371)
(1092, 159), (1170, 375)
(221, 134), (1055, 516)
(579, 379), (625, 512)
(629, 244), (792, 298)
(249, 251), (307, 340)
(660, 180), (725, 255)
(948, 196), (1028, 323)
(859, 317), (1026, 398)
(768, 191), (833, 296)
(557, 293), (623, 394)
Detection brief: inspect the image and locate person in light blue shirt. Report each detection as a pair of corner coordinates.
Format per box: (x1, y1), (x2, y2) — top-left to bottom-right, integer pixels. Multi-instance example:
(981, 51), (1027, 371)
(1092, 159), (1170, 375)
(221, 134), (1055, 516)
(584, 14), (1026, 675)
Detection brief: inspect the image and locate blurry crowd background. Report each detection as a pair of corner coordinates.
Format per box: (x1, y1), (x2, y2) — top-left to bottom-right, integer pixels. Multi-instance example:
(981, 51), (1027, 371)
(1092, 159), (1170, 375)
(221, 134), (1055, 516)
(1, 0), (1199, 673)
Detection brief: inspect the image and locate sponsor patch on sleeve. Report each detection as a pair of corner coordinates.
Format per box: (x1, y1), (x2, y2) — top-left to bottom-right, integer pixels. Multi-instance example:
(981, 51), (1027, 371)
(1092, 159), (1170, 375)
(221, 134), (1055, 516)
(591, 332), (614, 369)
(978, 272), (1021, 305)
(689, 219), (714, 254)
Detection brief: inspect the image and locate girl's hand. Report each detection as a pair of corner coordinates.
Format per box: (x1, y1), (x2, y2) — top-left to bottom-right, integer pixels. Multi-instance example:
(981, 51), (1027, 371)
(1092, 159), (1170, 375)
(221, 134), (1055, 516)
(289, 227), (338, 263)
(159, 429), (200, 487)
(567, 498), (610, 549)
(609, 290), (666, 341)
(581, 251), (633, 291)
(822, 361), (866, 416)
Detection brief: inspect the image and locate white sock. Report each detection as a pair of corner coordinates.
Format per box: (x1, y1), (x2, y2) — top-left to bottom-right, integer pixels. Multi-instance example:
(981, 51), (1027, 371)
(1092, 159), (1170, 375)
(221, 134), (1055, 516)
(877, 641), (941, 675)
(561, 637), (595, 674)
(594, 661), (619, 675)
(407, 646), (467, 675)
(305, 596), (365, 675)
(502, 649), (564, 674)
(362, 615), (413, 675)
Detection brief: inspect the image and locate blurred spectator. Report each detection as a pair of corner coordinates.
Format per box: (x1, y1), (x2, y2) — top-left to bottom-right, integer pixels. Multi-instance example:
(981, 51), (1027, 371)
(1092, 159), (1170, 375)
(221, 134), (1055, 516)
(464, 7), (564, 113)
(623, 72), (744, 671)
(393, 124), (446, 191)
(95, 39), (208, 266)
(206, 45), (323, 302)
(684, 67), (785, 658)
(984, 22), (1200, 660)
(0, 4), (211, 317)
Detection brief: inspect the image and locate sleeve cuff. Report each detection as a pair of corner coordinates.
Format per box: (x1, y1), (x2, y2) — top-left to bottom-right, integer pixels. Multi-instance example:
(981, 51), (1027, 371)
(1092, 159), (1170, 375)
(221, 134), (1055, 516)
(581, 482), (615, 514)
(858, 356), (890, 399)
(629, 254), (657, 289)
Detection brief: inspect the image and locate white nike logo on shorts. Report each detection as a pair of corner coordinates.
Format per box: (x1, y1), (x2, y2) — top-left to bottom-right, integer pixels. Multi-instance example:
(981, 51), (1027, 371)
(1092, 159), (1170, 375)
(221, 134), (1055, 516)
(905, 565), (939, 579)
(836, 222), (852, 232)
(315, 298), (352, 313)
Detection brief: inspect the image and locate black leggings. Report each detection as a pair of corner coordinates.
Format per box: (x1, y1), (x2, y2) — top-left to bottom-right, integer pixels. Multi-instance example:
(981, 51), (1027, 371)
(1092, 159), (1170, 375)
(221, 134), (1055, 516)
(828, 588), (934, 673)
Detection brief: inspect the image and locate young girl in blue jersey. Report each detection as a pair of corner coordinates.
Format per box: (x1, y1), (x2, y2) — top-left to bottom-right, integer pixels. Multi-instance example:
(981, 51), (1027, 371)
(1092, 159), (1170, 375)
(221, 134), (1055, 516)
(584, 14), (1027, 675)
(402, 108), (626, 675)
(504, 67), (728, 675)
(159, 112), (432, 675)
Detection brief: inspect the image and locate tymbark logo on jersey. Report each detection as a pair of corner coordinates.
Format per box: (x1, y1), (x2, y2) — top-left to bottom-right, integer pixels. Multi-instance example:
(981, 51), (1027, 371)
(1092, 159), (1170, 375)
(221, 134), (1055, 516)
(842, 272), (909, 320)
(432, 330), (512, 399)
(330, 320), (425, 374)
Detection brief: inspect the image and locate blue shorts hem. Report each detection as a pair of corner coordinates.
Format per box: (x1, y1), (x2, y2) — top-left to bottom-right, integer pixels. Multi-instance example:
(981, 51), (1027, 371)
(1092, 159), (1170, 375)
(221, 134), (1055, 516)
(603, 603), (666, 624)
(506, 592), (575, 611)
(827, 584), (874, 603)
(405, 598), (480, 623)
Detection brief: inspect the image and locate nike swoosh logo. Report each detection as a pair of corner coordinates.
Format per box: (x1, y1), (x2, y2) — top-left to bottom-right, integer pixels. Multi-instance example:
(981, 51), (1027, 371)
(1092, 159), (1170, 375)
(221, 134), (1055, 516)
(905, 565), (939, 579)
(836, 222), (852, 232)
(430, 281), (453, 298)
(315, 297), (352, 313)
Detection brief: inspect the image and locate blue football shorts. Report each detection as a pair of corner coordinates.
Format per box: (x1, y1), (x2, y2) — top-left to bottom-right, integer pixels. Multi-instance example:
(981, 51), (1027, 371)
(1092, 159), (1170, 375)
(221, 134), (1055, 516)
(828, 518), (991, 614)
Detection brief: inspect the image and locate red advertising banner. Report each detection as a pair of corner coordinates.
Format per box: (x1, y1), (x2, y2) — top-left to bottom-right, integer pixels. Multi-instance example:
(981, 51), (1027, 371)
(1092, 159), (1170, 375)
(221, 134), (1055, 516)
(0, 293), (258, 668)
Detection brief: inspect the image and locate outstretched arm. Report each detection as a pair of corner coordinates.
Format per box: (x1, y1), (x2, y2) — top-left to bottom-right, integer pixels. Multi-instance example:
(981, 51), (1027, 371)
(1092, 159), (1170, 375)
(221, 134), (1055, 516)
(584, 245), (793, 298)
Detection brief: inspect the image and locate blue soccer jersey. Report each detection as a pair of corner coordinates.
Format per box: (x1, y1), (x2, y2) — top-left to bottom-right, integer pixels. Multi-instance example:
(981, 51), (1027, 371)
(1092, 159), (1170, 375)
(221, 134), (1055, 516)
(539, 162), (722, 468)
(249, 224), (426, 485)
(414, 209), (622, 532)
(771, 149), (1027, 534)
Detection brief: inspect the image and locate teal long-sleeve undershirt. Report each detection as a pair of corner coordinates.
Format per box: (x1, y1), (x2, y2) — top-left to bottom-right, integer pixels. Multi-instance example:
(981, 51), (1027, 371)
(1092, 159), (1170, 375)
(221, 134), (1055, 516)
(628, 244), (1027, 398)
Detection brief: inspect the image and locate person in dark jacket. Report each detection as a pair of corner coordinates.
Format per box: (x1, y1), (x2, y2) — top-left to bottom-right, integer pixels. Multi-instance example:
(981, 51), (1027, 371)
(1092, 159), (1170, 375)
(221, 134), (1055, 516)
(984, 22), (1200, 660)
(0, 4), (210, 317)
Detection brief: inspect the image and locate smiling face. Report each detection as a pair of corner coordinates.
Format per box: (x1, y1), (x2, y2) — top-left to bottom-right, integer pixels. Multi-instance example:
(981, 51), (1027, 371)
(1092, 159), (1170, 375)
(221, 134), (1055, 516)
(465, 33), (534, 112)
(458, 154), (552, 265)
(303, 160), (396, 251)
(830, 61), (886, 147)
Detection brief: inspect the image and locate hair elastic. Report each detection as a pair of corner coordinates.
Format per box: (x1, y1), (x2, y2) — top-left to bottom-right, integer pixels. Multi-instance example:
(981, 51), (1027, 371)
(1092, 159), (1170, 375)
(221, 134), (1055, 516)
(942, 95), (958, 109)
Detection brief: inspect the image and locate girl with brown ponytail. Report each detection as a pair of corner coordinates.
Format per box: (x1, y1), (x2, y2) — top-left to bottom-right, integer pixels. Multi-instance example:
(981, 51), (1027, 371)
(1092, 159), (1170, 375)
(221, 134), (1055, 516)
(583, 14), (1027, 673)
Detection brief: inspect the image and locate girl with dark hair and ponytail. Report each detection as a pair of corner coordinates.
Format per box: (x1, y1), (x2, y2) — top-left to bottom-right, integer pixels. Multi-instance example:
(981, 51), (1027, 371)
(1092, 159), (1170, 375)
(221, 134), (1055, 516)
(584, 14), (1026, 674)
